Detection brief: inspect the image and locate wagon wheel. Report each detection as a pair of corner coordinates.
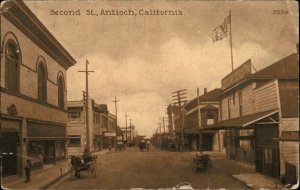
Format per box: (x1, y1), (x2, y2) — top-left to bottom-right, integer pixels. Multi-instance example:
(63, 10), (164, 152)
(90, 160), (97, 178)
(207, 160), (213, 171)
(192, 161), (198, 172)
(69, 162), (75, 179)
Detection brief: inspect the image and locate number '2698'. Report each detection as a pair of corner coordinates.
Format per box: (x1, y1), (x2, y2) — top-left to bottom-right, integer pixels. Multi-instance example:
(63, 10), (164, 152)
(273, 10), (288, 15)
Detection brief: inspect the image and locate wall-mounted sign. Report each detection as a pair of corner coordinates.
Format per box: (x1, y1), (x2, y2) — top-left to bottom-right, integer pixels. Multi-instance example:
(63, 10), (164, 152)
(105, 132), (116, 137)
(222, 59), (252, 89)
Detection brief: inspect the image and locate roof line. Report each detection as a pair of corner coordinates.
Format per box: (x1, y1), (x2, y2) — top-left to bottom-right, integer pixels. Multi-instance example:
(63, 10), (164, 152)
(242, 110), (279, 127)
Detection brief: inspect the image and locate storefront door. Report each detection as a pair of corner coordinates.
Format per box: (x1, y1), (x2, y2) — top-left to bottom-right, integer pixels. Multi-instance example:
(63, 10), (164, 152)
(255, 124), (279, 178)
(202, 134), (213, 151)
(1, 132), (19, 177)
(43, 141), (55, 164)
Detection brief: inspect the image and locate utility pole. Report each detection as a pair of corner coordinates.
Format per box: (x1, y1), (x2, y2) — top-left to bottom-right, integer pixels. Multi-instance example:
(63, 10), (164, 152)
(197, 88), (202, 153)
(125, 113), (128, 145)
(112, 96), (119, 151)
(78, 60), (94, 153)
(161, 117), (168, 134)
(157, 122), (161, 134)
(172, 89), (187, 151)
(129, 119), (132, 140)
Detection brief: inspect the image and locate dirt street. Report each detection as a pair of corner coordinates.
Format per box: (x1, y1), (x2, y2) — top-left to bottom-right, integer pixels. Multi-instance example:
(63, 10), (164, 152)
(53, 147), (253, 189)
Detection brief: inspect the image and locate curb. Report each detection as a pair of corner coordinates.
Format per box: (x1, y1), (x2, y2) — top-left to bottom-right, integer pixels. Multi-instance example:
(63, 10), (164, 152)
(39, 170), (71, 190)
(231, 175), (253, 189)
(38, 150), (109, 189)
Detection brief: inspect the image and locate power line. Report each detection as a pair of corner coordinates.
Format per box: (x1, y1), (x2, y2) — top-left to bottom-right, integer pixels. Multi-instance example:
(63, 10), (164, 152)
(171, 89), (187, 150)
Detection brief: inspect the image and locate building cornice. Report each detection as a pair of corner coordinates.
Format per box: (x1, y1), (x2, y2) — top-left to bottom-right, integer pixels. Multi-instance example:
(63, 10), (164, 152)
(1, 87), (68, 113)
(27, 117), (66, 127)
(2, 1), (76, 69)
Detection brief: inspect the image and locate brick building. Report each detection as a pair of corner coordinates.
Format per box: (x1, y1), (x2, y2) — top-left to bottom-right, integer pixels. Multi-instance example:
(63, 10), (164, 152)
(0, 1), (76, 177)
(67, 99), (111, 155)
(206, 53), (299, 183)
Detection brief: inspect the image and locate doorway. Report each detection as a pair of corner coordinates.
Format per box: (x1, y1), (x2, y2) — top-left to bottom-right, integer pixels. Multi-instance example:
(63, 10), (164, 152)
(1, 132), (19, 177)
(43, 141), (55, 164)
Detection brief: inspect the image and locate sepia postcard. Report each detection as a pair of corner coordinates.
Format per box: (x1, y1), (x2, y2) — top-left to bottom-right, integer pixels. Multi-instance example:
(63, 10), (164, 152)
(0, 0), (299, 189)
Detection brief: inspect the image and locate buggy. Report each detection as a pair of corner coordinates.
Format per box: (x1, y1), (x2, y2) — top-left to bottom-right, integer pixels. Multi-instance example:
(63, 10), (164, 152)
(192, 154), (212, 172)
(69, 154), (97, 178)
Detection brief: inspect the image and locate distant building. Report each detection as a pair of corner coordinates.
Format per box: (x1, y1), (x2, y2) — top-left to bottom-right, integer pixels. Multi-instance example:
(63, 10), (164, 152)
(67, 99), (112, 155)
(206, 53), (299, 183)
(1, 1), (76, 177)
(184, 88), (224, 152)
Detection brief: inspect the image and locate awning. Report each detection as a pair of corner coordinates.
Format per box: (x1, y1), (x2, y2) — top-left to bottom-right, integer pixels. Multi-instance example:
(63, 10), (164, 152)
(25, 137), (67, 140)
(204, 109), (279, 130)
(184, 127), (199, 134)
(184, 128), (216, 134)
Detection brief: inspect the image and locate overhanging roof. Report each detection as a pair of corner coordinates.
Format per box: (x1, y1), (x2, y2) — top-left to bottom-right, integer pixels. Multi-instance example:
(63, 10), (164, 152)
(184, 127), (199, 134)
(204, 109), (279, 130)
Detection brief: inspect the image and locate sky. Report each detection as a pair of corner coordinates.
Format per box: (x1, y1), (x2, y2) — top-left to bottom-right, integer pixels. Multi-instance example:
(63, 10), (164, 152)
(25, 0), (298, 137)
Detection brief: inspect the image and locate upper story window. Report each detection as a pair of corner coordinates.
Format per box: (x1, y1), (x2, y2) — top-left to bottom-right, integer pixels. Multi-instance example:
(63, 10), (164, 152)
(5, 40), (20, 92)
(238, 91), (242, 116)
(58, 74), (65, 109)
(68, 111), (81, 122)
(94, 113), (100, 124)
(228, 98), (231, 119)
(207, 113), (215, 125)
(102, 116), (108, 128)
(37, 62), (47, 102)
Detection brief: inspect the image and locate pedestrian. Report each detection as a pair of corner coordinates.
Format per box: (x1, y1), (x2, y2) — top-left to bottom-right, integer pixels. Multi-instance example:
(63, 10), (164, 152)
(24, 158), (32, 183)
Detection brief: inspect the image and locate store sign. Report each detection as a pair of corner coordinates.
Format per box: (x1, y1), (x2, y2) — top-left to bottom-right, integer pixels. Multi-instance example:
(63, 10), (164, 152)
(222, 59), (252, 89)
(105, 132), (116, 137)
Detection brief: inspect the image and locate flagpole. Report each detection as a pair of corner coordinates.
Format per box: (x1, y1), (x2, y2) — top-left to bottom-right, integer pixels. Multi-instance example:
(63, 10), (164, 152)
(229, 11), (234, 71)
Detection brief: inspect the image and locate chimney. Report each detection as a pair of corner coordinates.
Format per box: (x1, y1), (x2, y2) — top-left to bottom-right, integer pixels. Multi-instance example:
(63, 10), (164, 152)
(204, 88), (207, 94)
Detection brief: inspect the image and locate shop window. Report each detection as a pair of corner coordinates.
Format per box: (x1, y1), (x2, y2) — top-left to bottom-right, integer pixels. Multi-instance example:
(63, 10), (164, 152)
(228, 99), (231, 119)
(240, 140), (251, 150)
(5, 40), (20, 92)
(58, 75), (65, 109)
(233, 93), (235, 105)
(68, 111), (81, 122)
(264, 148), (273, 164)
(55, 141), (65, 159)
(38, 62), (47, 102)
(27, 141), (44, 164)
(68, 135), (81, 147)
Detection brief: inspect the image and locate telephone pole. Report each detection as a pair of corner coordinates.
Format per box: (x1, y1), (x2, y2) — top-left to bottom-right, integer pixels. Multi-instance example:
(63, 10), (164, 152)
(78, 60), (94, 153)
(197, 88), (202, 153)
(157, 122), (162, 134)
(112, 96), (119, 151)
(161, 117), (168, 134)
(172, 89), (187, 151)
(129, 119), (132, 140)
(125, 112), (128, 145)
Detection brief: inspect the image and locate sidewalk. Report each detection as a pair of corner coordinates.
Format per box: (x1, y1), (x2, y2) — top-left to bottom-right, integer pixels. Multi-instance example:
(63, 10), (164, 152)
(2, 149), (110, 190)
(232, 173), (284, 189)
(195, 151), (285, 189)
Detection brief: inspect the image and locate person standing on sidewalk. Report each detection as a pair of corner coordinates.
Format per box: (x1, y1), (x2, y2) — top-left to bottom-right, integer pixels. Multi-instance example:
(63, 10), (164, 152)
(24, 159), (32, 183)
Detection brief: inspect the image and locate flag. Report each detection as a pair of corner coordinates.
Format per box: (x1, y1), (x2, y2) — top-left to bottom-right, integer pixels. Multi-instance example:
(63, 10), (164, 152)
(212, 14), (231, 42)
